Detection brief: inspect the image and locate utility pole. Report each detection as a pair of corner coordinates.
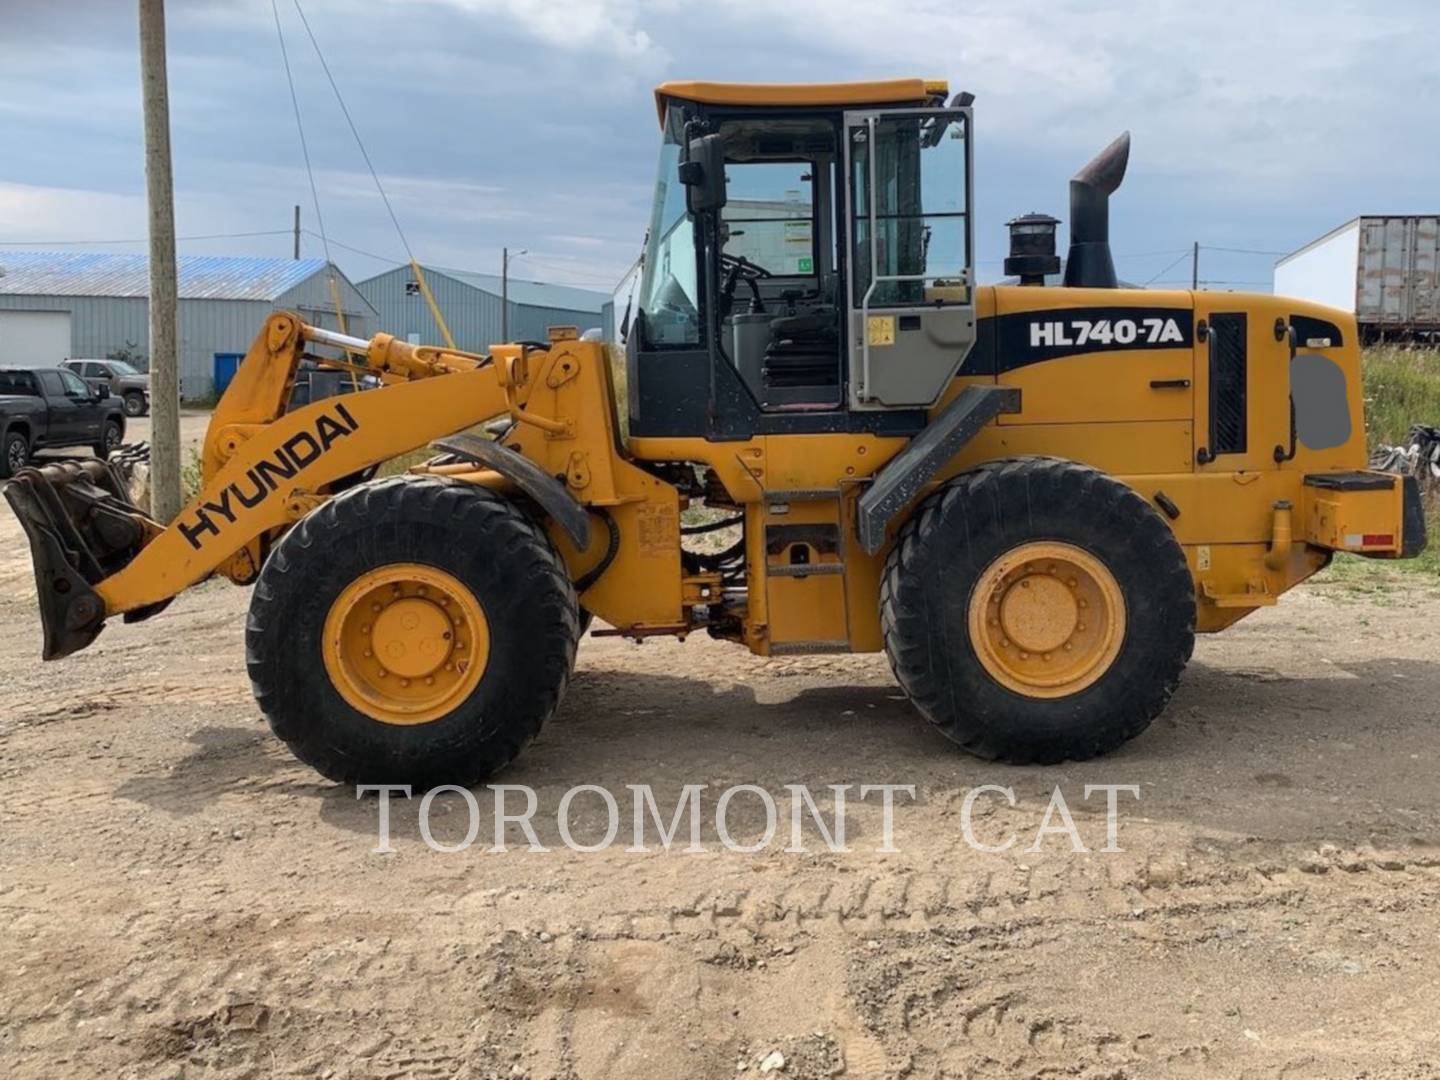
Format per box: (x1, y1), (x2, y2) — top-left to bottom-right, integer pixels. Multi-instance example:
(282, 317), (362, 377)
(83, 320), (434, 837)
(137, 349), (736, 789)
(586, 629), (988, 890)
(139, 0), (181, 523)
(1191, 241), (1200, 290)
(501, 246), (526, 342)
(293, 205), (301, 259)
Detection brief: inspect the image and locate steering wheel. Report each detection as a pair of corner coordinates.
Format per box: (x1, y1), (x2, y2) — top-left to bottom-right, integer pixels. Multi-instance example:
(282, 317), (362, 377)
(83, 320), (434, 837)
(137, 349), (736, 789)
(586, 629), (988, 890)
(720, 252), (773, 282)
(719, 253), (772, 314)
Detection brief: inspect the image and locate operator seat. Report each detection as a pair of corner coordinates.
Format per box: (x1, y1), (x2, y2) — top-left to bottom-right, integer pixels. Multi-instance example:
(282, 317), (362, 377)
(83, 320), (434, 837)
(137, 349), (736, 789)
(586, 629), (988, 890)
(761, 275), (841, 404)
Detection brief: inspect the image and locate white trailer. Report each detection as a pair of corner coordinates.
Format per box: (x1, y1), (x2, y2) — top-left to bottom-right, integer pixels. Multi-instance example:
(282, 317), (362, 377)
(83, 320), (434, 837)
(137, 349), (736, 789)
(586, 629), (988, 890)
(1275, 216), (1440, 342)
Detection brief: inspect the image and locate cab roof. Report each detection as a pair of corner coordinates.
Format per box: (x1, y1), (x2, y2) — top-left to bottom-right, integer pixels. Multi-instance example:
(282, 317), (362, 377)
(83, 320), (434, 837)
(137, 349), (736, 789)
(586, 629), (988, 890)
(653, 79), (949, 125)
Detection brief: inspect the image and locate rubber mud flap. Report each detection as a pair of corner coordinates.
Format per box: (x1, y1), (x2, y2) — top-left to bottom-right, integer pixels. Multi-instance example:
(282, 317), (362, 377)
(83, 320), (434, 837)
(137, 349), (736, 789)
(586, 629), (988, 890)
(1401, 474), (1427, 559)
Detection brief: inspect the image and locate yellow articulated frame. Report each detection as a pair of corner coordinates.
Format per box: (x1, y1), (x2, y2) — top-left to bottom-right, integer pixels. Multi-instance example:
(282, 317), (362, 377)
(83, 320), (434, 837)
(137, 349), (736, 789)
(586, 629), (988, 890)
(67, 284), (1413, 661)
(475, 341), (689, 634)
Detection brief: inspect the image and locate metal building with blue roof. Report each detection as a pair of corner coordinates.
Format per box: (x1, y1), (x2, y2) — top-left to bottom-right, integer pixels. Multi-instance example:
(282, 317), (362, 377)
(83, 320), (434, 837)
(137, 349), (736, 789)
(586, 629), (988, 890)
(357, 263), (613, 353)
(0, 252), (377, 398)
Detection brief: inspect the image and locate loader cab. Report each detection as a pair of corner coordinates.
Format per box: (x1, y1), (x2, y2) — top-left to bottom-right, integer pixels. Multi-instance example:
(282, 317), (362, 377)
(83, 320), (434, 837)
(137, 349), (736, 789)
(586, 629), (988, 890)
(628, 80), (976, 440)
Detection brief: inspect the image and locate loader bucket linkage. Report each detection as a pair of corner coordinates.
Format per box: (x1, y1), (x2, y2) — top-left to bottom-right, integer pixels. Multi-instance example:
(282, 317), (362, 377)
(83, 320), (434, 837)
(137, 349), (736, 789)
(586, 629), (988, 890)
(3, 457), (163, 659)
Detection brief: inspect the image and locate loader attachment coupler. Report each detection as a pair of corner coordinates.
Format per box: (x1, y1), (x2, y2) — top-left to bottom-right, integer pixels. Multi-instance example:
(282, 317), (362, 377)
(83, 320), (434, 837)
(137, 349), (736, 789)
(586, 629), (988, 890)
(2, 459), (163, 659)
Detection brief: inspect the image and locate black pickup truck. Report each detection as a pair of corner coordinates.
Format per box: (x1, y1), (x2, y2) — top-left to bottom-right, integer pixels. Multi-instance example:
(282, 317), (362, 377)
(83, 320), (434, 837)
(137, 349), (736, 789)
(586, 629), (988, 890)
(0, 367), (127, 479)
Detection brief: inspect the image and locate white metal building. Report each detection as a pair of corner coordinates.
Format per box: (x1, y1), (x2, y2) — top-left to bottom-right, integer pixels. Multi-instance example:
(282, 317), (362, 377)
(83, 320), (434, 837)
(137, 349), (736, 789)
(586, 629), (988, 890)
(357, 264), (612, 352)
(0, 252), (377, 398)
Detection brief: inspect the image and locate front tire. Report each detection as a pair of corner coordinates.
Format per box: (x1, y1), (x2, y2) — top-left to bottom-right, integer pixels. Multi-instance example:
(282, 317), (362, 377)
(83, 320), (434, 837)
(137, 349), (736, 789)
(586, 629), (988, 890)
(881, 457), (1194, 764)
(93, 419), (123, 459)
(123, 391), (147, 417)
(247, 476), (580, 786)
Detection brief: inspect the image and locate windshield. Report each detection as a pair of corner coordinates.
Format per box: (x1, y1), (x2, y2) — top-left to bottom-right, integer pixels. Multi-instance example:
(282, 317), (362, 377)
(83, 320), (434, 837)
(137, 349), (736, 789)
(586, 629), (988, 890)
(636, 106), (701, 347)
(108, 360), (141, 375)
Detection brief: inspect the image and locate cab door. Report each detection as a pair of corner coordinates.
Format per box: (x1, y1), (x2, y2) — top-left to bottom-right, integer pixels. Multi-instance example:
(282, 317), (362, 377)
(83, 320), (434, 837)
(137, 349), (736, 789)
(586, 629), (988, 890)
(842, 107), (976, 409)
(57, 368), (103, 444)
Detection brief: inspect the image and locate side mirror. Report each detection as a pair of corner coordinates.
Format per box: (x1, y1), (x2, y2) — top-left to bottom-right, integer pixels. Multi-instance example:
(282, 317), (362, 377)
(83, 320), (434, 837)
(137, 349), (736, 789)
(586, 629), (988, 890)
(96, 384), (110, 400)
(679, 133), (727, 214)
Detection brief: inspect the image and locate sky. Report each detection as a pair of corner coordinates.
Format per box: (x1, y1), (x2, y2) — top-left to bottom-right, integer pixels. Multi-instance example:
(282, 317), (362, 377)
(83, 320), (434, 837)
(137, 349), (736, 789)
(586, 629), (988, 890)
(1, 0), (1437, 299)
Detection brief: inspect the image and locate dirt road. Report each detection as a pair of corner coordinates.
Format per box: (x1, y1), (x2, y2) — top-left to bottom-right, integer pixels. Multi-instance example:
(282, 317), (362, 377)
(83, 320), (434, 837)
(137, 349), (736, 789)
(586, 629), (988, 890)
(1, 475), (1438, 1076)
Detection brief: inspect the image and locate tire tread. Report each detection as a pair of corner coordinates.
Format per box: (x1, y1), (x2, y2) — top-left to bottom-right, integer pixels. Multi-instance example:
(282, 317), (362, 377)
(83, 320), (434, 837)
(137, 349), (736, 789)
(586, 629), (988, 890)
(881, 457), (1194, 764)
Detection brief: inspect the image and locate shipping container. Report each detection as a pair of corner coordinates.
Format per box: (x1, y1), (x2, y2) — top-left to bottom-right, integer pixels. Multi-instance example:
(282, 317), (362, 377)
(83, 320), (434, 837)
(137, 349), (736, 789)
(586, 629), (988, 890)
(1274, 216), (1440, 341)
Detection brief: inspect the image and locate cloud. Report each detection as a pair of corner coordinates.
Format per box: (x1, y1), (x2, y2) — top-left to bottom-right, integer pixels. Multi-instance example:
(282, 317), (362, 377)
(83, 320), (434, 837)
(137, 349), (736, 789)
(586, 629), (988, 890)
(407, 0), (670, 65)
(547, 234), (608, 248)
(2, 0), (1435, 294)
(727, 0), (1433, 191)
(0, 183), (148, 244)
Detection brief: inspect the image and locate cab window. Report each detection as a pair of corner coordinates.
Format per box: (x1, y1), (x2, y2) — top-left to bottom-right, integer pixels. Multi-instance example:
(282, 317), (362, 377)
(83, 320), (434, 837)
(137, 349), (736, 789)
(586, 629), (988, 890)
(0, 371), (39, 396)
(849, 112), (969, 306)
(722, 162), (816, 277)
(59, 370), (90, 397)
(636, 105), (701, 348)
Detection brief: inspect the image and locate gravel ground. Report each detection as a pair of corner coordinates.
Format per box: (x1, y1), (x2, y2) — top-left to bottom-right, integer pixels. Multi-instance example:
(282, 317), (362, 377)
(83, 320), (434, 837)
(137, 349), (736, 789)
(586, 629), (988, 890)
(1, 445), (1438, 1078)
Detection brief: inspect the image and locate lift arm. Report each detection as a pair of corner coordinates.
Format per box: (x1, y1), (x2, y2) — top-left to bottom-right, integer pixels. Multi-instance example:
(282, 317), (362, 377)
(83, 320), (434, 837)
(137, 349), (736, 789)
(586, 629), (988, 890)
(4, 313), (522, 658)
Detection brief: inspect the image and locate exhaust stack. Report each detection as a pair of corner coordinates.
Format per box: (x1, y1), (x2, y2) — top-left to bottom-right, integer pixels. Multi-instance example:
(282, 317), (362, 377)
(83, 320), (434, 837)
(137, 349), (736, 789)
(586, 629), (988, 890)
(1062, 132), (1130, 289)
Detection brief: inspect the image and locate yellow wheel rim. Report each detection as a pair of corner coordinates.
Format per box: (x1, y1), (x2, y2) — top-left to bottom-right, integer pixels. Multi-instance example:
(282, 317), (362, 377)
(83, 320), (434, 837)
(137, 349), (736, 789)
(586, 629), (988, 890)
(967, 541), (1126, 699)
(322, 563), (490, 726)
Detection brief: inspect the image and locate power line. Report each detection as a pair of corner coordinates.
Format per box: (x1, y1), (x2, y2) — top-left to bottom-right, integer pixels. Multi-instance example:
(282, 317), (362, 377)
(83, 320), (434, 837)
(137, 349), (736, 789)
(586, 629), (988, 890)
(506, 253), (626, 287)
(977, 247), (1188, 267)
(1116, 249), (1191, 260)
(1143, 250), (1192, 286)
(1201, 244), (1287, 257)
(304, 230), (403, 265)
(299, 237), (621, 290)
(0, 229), (292, 247)
(271, 0), (332, 270)
(289, 0), (415, 264)
(509, 264), (623, 289)
(1149, 280), (1273, 288)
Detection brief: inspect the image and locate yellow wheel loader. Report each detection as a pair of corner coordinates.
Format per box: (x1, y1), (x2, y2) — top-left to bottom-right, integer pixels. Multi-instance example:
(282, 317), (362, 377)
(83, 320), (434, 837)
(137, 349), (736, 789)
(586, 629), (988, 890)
(5, 80), (1426, 785)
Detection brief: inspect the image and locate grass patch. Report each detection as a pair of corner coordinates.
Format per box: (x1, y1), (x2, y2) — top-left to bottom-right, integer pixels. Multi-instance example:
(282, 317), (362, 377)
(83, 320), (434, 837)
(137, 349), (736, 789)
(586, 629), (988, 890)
(181, 448), (205, 499)
(1307, 345), (1440, 594)
(378, 447), (439, 478)
(1361, 345), (1440, 451)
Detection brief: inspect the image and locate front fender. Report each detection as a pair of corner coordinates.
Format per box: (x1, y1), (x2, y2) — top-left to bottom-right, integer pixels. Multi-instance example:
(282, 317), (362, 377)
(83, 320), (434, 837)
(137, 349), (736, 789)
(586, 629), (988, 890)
(430, 432), (590, 551)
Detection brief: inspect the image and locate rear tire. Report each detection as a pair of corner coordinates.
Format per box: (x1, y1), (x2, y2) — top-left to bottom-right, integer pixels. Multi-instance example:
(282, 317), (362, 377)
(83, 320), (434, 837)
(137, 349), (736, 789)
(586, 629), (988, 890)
(2, 431), (29, 478)
(247, 476), (580, 787)
(881, 457), (1194, 764)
